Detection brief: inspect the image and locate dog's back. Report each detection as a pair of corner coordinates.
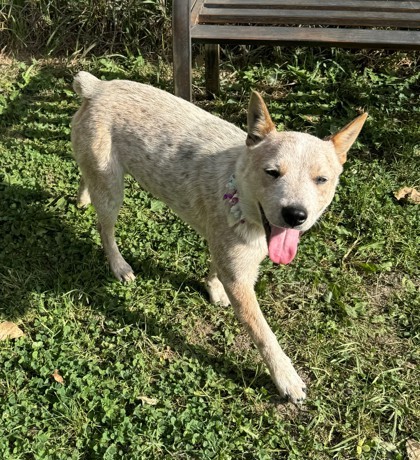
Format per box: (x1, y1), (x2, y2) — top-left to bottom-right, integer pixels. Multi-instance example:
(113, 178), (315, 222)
(71, 72), (246, 234)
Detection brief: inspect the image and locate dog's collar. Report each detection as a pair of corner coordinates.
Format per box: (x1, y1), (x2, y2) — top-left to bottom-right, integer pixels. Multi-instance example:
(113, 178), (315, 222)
(223, 174), (245, 226)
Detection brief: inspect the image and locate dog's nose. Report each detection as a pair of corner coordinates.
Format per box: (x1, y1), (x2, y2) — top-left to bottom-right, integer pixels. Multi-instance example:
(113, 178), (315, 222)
(282, 206), (307, 227)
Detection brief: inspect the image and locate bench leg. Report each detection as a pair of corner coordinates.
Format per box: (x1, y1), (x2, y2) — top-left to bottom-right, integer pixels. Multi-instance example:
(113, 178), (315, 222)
(172, 0), (192, 101)
(205, 44), (220, 98)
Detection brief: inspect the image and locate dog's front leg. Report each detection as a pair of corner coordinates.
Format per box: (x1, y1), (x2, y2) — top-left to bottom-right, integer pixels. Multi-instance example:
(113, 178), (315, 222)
(222, 278), (307, 404)
(210, 234), (306, 403)
(206, 261), (231, 307)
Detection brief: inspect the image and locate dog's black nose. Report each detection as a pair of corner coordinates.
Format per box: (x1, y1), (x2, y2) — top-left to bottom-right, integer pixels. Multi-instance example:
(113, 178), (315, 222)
(282, 206), (307, 227)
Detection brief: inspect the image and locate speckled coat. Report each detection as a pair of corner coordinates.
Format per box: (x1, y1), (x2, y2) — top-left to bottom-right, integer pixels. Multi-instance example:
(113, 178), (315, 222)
(71, 72), (367, 404)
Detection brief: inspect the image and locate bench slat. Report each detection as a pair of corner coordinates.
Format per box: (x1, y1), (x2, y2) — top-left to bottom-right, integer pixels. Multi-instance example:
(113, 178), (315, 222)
(200, 8), (420, 28)
(173, 0), (420, 100)
(192, 24), (420, 50)
(201, 0), (420, 13)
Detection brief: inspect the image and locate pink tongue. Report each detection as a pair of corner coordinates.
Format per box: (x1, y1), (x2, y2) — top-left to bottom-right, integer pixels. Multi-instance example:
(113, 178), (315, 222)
(268, 226), (300, 264)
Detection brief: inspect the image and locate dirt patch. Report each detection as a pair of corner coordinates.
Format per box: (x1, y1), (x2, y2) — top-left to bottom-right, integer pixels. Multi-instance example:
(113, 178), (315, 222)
(231, 332), (252, 355)
(364, 272), (404, 309)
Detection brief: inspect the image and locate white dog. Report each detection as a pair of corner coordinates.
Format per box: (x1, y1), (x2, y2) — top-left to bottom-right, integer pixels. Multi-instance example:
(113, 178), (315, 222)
(71, 71), (367, 403)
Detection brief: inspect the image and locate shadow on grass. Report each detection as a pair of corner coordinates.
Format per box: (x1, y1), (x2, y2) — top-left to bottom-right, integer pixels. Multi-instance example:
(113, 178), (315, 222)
(0, 182), (280, 398)
(0, 183), (103, 317)
(0, 61), (171, 157)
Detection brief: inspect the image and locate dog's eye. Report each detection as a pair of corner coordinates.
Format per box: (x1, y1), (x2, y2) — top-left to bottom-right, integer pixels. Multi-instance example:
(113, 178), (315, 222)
(265, 169), (280, 179)
(315, 176), (328, 185)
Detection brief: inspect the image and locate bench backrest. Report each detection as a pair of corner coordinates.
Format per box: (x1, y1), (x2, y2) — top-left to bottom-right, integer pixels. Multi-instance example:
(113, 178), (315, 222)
(194, 0), (420, 29)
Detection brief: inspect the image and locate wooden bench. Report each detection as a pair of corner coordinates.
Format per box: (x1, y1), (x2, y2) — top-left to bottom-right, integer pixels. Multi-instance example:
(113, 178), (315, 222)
(172, 0), (420, 101)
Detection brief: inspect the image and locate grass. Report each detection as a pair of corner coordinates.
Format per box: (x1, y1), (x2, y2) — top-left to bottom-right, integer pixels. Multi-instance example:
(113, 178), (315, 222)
(0, 0), (171, 57)
(0, 49), (419, 459)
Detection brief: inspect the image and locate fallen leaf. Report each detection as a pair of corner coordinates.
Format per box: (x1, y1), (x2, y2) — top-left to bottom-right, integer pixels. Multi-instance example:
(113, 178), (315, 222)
(51, 369), (65, 385)
(138, 396), (158, 405)
(407, 440), (420, 460)
(394, 187), (420, 204)
(0, 322), (25, 340)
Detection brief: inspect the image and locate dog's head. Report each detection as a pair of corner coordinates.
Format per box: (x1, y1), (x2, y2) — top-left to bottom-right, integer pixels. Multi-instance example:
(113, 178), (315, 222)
(241, 91), (367, 264)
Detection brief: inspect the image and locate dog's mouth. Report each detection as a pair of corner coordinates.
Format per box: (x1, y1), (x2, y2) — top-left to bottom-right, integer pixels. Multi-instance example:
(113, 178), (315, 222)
(259, 204), (301, 265)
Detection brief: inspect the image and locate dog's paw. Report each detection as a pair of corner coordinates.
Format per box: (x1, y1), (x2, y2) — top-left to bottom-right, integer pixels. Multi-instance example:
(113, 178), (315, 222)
(111, 260), (136, 283)
(76, 189), (91, 208)
(206, 278), (231, 306)
(77, 196), (91, 208)
(273, 364), (307, 405)
(210, 290), (231, 307)
(120, 270), (136, 283)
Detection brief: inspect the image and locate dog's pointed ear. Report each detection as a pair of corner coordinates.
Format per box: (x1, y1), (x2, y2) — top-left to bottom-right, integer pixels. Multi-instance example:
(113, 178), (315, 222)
(328, 113), (368, 164)
(246, 91), (276, 147)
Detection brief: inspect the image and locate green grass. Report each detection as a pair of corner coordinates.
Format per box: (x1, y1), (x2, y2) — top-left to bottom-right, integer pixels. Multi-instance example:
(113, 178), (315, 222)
(0, 51), (419, 459)
(0, 0), (171, 56)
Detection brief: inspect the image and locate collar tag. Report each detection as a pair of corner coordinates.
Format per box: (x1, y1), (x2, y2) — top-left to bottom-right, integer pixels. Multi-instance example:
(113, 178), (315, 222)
(223, 175), (245, 226)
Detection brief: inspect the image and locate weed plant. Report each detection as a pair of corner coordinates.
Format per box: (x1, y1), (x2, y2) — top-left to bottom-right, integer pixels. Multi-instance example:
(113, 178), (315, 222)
(0, 0), (172, 57)
(0, 47), (419, 459)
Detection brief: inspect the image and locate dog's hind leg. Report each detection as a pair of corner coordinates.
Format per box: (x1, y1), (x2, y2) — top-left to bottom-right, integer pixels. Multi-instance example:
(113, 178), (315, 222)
(87, 169), (135, 282)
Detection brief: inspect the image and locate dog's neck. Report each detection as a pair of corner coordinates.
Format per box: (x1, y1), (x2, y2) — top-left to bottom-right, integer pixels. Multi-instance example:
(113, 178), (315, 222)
(223, 174), (245, 226)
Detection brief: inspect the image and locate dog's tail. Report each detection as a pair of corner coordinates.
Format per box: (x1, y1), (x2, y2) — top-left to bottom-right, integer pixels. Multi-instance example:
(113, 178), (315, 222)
(73, 71), (100, 99)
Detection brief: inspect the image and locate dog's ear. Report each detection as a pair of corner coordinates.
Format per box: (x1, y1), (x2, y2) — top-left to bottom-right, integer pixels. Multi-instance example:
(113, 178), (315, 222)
(246, 91), (276, 147)
(328, 113), (368, 164)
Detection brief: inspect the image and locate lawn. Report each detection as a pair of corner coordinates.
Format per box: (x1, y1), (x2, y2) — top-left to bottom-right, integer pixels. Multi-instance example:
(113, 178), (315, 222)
(0, 50), (419, 459)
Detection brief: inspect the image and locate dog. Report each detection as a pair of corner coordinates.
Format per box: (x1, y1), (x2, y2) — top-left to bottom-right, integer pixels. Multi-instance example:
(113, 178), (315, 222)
(71, 71), (367, 404)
